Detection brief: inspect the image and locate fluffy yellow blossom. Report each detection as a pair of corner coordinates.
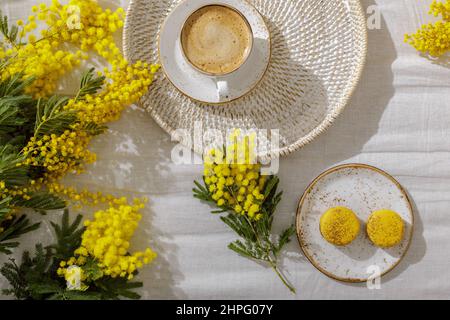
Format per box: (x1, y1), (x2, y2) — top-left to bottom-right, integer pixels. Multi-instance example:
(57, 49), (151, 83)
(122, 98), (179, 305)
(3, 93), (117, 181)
(203, 131), (266, 220)
(0, 0), (158, 207)
(1, 40), (82, 97)
(64, 63), (158, 126)
(47, 182), (140, 209)
(405, 0), (450, 57)
(430, 0), (450, 21)
(2, 0), (158, 99)
(0, 0), (159, 253)
(59, 201), (156, 280)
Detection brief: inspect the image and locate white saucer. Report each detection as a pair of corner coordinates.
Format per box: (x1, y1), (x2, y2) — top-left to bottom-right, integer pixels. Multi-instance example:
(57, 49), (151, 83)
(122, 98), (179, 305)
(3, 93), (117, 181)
(296, 164), (414, 282)
(158, 0), (271, 104)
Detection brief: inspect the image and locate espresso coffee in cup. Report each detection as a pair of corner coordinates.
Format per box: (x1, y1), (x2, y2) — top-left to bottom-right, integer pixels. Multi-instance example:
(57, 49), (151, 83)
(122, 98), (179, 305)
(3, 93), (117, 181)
(181, 5), (253, 76)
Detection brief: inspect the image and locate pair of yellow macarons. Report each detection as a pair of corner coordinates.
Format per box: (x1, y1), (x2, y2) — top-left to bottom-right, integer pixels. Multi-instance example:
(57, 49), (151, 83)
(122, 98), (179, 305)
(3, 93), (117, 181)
(319, 207), (404, 248)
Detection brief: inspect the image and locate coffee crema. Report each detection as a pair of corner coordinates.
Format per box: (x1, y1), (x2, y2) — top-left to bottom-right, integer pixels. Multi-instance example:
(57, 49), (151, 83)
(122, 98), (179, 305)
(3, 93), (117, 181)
(181, 5), (253, 75)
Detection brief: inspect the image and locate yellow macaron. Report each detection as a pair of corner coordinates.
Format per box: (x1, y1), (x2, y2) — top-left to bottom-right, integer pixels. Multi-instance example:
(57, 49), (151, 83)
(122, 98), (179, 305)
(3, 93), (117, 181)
(367, 209), (404, 248)
(320, 207), (360, 246)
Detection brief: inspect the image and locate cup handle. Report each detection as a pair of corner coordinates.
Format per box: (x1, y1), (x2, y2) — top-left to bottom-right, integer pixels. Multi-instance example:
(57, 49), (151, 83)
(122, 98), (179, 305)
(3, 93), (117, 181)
(216, 80), (229, 102)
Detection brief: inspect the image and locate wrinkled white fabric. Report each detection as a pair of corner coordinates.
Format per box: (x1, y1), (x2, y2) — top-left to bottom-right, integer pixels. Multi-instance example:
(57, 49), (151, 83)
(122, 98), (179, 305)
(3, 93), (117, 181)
(0, 0), (448, 300)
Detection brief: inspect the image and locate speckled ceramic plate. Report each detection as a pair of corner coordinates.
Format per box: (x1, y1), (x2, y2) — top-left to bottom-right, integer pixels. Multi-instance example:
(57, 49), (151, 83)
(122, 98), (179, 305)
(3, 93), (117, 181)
(296, 164), (414, 282)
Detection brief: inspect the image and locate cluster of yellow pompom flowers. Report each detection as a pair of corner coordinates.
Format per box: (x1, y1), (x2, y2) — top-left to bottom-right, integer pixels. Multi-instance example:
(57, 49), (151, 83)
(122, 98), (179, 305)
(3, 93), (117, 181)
(0, 0), (159, 201)
(405, 0), (450, 57)
(65, 62), (159, 126)
(58, 199), (156, 281)
(203, 131), (267, 220)
(47, 181), (132, 208)
(22, 131), (95, 179)
(0, 0), (140, 97)
(0, 2), (158, 293)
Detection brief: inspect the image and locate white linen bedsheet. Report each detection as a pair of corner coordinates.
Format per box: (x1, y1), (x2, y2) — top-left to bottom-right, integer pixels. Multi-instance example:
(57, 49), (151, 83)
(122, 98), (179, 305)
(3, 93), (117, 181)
(0, 0), (449, 300)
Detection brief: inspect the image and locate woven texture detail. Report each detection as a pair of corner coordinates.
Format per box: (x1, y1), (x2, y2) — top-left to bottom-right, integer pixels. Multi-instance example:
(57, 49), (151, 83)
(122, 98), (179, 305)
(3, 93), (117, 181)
(123, 0), (367, 157)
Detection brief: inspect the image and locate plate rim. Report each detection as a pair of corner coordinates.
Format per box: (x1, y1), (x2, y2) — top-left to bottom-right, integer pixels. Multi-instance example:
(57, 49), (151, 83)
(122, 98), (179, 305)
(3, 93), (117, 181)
(295, 163), (415, 283)
(123, 0), (369, 158)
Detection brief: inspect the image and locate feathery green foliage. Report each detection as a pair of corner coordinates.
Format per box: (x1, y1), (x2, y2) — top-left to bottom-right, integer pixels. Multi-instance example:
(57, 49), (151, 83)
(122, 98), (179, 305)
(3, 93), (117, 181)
(0, 64), (109, 255)
(76, 67), (106, 100)
(1, 210), (143, 300)
(34, 96), (77, 138)
(0, 145), (28, 186)
(11, 193), (67, 211)
(47, 209), (84, 260)
(0, 215), (40, 255)
(0, 9), (19, 47)
(194, 175), (296, 293)
(82, 122), (108, 136)
(0, 65), (112, 255)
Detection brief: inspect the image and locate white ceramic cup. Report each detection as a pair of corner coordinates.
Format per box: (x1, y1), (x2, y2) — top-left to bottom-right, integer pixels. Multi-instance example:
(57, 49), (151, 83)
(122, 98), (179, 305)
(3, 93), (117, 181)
(159, 0), (270, 104)
(180, 3), (254, 101)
